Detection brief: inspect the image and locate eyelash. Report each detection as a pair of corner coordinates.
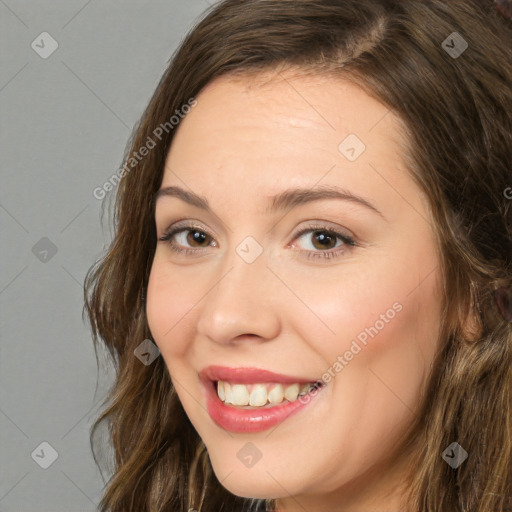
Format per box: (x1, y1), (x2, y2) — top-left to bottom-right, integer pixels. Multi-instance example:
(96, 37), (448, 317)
(158, 222), (356, 260)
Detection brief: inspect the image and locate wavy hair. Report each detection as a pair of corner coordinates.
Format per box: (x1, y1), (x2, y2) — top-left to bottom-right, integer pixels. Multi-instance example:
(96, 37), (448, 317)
(83, 1), (512, 510)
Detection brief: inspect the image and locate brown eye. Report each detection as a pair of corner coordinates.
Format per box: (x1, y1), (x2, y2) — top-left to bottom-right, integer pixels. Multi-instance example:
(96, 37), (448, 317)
(158, 225), (217, 255)
(292, 225), (356, 261)
(309, 230), (338, 250)
(185, 229), (211, 247)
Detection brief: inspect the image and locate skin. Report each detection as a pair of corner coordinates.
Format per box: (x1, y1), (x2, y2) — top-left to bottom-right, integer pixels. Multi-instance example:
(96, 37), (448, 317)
(146, 68), (443, 512)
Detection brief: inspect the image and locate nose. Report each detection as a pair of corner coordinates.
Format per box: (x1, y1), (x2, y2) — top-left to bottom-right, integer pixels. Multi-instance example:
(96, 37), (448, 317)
(195, 247), (281, 346)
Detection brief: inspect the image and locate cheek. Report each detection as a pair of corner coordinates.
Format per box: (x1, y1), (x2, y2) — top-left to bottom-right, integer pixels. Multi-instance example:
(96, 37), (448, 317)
(300, 272), (441, 477)
(299, 254), (441, 392)
(322, 270), (441, 429)
(146, 258), (200, 359)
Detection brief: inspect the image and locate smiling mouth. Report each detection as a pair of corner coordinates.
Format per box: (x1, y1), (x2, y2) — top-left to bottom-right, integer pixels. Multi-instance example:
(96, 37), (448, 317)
(200, 366), (326, 433)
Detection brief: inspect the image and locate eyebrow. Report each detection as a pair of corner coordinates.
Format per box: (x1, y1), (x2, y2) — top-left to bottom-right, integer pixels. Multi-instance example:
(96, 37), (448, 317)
(154, 184), (385, 219)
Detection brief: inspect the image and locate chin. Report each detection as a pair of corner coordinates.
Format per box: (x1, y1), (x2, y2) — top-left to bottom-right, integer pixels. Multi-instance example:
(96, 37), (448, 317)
(208, 456), (295, 500)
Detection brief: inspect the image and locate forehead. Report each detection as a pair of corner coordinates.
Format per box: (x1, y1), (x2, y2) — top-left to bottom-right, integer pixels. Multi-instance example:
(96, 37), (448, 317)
(160, 69), (425, 223)
(180, 69), (402, 138)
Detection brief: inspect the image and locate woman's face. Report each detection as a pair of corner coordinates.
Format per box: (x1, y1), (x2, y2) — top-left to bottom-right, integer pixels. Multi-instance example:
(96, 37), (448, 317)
(146, 69), (442, 510)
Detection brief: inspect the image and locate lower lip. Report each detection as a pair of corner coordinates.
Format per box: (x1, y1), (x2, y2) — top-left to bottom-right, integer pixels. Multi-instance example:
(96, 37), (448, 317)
(203, 380), (324, 433)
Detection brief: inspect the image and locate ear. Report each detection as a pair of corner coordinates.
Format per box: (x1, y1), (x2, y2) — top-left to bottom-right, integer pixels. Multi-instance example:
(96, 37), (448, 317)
(494, 286), (512, 323)
(493, 0), (512, 21)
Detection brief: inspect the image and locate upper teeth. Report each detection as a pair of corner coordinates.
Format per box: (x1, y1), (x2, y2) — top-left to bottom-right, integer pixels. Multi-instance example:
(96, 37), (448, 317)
(216, 381), (318, 407)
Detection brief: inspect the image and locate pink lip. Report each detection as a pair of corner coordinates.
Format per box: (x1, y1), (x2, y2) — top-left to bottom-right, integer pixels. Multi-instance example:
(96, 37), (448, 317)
(199, 366), (325, 433)
(199, 365), (318, 384)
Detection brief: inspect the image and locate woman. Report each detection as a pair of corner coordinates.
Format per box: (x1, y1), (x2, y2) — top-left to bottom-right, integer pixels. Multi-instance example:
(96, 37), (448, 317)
(84, 0), (512, 510)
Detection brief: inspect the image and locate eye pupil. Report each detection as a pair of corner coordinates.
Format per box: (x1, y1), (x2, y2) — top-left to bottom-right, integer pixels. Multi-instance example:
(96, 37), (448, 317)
(188, 230), (208, 246)
(313, 231), (336, 249)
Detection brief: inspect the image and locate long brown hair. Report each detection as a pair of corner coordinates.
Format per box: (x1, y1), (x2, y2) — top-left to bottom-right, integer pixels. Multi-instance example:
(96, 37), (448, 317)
(83, 1), (512, 510)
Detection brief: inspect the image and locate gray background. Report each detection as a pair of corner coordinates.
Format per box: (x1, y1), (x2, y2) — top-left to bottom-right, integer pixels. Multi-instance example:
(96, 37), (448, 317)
(0, 2), (212, 510)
